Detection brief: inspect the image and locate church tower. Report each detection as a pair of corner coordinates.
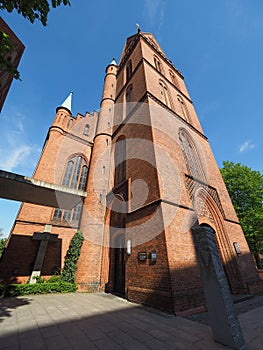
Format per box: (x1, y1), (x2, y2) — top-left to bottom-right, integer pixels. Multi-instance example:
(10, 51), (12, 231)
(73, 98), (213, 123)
(95, 31), (262, 314)
(0, 30), (262, 315)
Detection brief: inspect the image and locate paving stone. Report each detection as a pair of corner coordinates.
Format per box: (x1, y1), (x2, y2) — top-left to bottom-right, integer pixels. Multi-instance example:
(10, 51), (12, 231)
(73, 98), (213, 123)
(93, 336), (124, 350)
(1, 293), (263, 349)
(44, 335), (71, 350)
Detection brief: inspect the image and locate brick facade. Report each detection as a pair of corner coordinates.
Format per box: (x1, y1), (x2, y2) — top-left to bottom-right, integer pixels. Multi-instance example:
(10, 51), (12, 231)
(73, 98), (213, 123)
(0, 17), (25, 112)
(0, 31), (262, 314)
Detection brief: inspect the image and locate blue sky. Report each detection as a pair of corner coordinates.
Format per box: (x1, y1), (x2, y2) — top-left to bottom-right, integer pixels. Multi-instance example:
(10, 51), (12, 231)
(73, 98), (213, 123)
(0, 0), (262, 237)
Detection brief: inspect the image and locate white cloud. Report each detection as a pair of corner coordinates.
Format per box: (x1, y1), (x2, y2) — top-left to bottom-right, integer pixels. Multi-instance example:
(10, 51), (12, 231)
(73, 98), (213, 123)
(0, 145), (32, 172)
(0, 113), (40, 173)
(239, 140), (255, 153)
(144, 0), (165, 37)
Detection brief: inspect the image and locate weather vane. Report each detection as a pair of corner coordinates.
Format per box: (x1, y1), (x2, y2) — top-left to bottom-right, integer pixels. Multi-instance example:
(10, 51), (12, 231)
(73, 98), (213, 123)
(136, 23), (141, 32)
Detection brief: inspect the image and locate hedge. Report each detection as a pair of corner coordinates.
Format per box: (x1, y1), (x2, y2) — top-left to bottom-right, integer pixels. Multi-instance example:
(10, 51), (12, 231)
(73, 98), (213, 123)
(0, 281), (76, 297)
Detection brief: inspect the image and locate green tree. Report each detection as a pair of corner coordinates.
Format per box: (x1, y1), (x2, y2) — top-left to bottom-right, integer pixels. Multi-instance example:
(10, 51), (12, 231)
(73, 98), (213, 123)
(0, 0), (71, 79)
(0, 228), (7, 259)
(0, 1), (71, 26)
(220, 161), (263, 268)
(61, 230), (84, 284)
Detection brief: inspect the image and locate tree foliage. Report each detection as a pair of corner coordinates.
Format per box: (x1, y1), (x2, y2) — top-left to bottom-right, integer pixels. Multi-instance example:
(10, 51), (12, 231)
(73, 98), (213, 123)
(0, 0), (70, 79)
(61, 230), (84, 284)
(0, 238), (7, 259)
(220, 161), (263, 267)
(0, 0), (70, 26)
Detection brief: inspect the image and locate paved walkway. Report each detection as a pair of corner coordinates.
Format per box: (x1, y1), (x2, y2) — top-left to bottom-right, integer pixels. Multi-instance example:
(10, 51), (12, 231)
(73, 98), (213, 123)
(0, 292), (262, 349)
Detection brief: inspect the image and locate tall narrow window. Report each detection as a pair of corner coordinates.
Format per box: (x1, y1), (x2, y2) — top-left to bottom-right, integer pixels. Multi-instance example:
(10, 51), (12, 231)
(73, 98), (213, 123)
(84, 124), (89, 135)
(179, 129), (205, 180)
(177, 95), (191, 123)
(63, 210), (71, 221)
(53, 208), (62, 219)
(126, 85), (133, 115)
(62, 160), (74, 187)
(72, 203), (82, 222)
(126, 60), (132, 81)
(154, 56), (163, 74)
(70, 156), (82, 189)
(114, 136), (126, 185)
(52, 155), (88, 223)
(159, 81), (172, 108)
(78, 165), (88, 190)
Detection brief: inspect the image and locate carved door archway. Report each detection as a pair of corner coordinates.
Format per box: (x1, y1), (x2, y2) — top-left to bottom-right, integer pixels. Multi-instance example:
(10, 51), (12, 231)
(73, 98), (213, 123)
(193, 188), (246, 294)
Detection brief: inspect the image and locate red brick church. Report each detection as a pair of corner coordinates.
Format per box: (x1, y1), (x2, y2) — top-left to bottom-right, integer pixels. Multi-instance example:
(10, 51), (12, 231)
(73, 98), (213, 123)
(0, 30), (262, 314)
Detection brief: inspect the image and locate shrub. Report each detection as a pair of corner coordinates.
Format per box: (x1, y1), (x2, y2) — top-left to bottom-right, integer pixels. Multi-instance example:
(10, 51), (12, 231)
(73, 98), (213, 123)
(3, 281), (76, 297)
(61, 230), (84, 283)
(34, 276), (45, 284)
(47, 275), (62, 283)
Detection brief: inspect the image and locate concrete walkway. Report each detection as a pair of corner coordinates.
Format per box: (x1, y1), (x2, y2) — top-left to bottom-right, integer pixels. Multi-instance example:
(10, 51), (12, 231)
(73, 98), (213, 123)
(0, 293), (262, 349)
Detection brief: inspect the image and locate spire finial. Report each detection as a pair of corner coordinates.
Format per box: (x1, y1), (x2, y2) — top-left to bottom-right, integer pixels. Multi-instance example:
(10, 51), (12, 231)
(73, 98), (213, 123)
(136, 23), (141, 33)
(110, 58), (117, 66)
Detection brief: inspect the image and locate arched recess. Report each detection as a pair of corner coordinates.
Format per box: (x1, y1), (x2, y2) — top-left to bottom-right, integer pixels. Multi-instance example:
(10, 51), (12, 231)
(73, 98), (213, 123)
(177, 95), (191, 123)
(126, 59), (132, 81)
(193, 187), (246, 293)
(114, 136), (126, 186)
(154, 55), (163, 74)
(178, 128), (206, 181)
(103, 193), (127, 296)
(159, 79), (173, 109)
(125, 85), (133, 115)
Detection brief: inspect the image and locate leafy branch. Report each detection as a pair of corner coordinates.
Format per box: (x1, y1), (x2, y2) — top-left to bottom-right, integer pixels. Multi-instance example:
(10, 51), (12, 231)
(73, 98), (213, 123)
(0, 0), (71, 79)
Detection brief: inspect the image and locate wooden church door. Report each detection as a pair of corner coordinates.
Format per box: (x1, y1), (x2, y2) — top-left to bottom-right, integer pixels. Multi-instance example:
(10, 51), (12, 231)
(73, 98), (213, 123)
(114, 234), (126, 295)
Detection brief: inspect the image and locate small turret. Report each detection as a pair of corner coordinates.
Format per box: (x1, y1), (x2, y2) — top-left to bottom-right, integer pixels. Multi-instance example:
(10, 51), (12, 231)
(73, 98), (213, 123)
(97, 59), (117, 136)
(54, 92), (73, 129)
(77, 58), (118, 290)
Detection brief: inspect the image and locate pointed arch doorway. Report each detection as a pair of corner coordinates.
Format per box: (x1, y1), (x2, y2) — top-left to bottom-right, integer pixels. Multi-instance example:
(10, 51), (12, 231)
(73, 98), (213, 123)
(113, 233), (126, 295)
(107, 194), (127, 297)
(194, 188), (246, 294)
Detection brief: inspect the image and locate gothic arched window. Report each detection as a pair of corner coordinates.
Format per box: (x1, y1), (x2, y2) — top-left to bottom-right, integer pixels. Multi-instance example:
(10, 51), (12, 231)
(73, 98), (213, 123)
(179, 129), (205, 180)
(52, 155), (88, 223)
(114, 136), (126, 185)
(177, 95), (191, 123)
(159, 80), (172, 108)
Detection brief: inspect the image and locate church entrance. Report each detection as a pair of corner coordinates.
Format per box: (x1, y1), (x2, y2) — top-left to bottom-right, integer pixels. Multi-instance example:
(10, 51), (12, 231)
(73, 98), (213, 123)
(113, 234), (126, 296)
(107, 193), (127, 297)
(199, 223), (232, 289)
